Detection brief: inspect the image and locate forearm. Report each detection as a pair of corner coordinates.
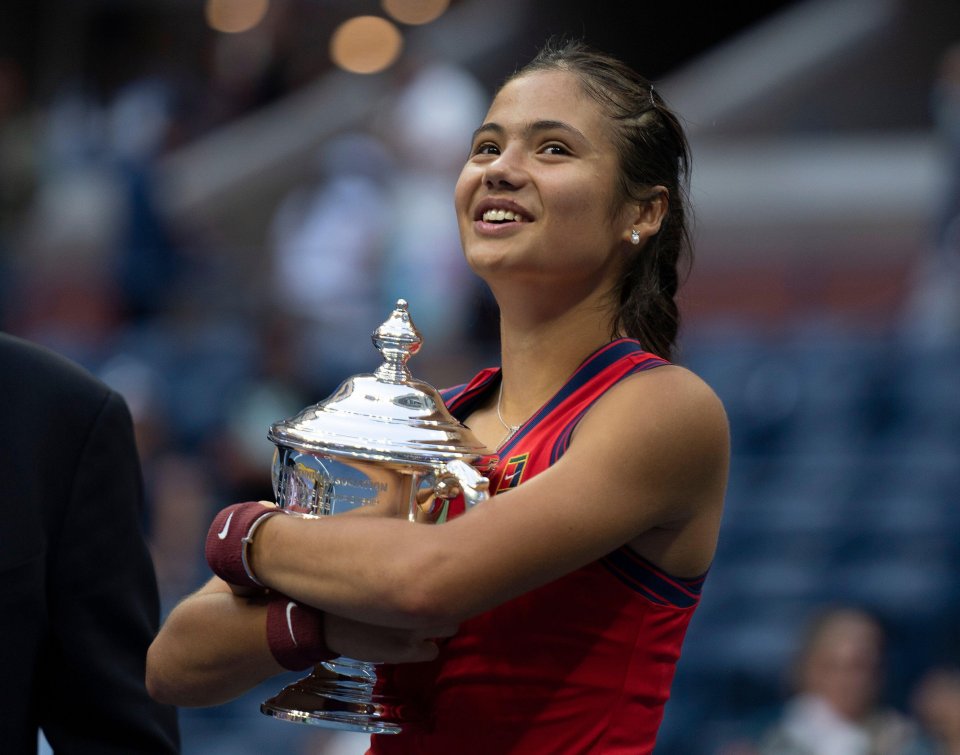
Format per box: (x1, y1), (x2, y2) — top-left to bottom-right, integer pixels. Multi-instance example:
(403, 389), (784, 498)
(249, 512), (454, 628)
(147, 574), (457, 707)
(146, 578), (281, 707)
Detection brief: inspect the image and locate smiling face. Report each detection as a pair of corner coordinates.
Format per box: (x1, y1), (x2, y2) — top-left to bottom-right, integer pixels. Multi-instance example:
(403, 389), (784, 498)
(454, 70), (635, 294)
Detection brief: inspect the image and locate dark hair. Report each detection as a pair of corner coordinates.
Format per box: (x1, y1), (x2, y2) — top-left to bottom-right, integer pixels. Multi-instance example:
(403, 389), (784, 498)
(504, 39), (693, 361)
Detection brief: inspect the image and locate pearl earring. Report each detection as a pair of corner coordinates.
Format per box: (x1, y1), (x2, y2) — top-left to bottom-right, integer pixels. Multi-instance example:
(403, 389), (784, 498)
(630, 229), (641, 245)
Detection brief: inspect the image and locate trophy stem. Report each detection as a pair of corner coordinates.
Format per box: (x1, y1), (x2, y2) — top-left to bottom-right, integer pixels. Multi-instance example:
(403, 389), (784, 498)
(260, 658), (408, 734)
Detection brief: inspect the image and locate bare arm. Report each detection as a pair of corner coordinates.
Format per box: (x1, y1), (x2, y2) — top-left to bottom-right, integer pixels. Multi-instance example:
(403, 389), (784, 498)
(146, 576), (456, 707)
(146, 578), (278, 707)
(250, 365), (729, 627)
(147, 484), (462, 708)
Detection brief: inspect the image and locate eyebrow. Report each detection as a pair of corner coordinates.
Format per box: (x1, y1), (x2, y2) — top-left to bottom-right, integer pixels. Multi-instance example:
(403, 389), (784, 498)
(471, 119), (590, 145)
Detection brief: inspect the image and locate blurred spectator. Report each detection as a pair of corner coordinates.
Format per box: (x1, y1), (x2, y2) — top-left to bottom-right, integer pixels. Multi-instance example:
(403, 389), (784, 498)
(757, 606), (925, 755)
(912, 665), (960, 754)
(107, 75), (187, 321)
(268, 131), (393, 394)
(381, 61), (489, 364)
(6, 72), (187, 359)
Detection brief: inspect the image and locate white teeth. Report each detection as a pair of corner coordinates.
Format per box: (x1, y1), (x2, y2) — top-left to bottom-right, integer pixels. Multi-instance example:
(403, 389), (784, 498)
(482, 209), (522, 223)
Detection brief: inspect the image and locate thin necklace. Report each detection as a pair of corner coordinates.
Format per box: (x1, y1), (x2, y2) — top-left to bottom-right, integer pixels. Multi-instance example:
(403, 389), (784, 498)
(496, 382), (521, 444)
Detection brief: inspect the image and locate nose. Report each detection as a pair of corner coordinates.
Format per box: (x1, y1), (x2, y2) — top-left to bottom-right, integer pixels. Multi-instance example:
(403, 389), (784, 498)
(483, 148), (525, 190)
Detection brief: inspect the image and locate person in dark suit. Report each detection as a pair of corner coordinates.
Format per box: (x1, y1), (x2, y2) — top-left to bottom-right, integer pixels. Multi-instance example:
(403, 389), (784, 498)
(0, 333), (180, 754)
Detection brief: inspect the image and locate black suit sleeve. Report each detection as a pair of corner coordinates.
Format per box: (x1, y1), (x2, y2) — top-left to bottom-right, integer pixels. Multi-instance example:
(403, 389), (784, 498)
(37, 389), (180, 754)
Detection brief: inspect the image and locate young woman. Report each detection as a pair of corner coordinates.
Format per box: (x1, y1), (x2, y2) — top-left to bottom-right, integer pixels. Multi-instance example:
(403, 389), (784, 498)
(147, 40), (729, 754)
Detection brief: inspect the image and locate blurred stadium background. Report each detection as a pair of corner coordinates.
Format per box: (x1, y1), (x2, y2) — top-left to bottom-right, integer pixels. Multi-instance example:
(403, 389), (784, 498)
(2, 0), (959, 752)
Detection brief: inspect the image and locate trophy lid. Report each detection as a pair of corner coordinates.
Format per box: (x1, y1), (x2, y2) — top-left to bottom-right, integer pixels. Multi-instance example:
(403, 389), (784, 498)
(268, 300), (488, 467)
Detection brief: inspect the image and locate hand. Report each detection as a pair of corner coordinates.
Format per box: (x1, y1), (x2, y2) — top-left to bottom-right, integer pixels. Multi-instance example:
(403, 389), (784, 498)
(324, 613), (458, 664)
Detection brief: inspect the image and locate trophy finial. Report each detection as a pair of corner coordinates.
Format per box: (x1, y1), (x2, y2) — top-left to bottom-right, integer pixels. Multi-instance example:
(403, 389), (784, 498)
(373, 299), (422, 383)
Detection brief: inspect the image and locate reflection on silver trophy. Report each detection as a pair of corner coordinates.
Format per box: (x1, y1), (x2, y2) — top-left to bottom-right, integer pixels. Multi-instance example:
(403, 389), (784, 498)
(260, 299), (491, 734)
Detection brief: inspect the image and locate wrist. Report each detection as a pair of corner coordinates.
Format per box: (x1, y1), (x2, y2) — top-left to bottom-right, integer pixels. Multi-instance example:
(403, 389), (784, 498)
(266, 595), (337, 671)
(205, 502), (281, 588)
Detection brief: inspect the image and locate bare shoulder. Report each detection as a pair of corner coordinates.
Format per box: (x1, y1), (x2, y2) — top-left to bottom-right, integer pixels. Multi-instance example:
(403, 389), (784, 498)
(569, 364), (729, 518)
(433, 363), (728, 601)
(581, 364), (729, 447)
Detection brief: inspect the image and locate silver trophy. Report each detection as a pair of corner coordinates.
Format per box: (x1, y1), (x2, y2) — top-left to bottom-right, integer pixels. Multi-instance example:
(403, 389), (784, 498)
(260, 299), (491, 733)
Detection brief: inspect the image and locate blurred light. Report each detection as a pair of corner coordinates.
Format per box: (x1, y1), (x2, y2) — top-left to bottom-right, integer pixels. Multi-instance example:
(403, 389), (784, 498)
(382, 0), (450, 26)
(205, 0), (270, 34)
(330, 16), (403, 75)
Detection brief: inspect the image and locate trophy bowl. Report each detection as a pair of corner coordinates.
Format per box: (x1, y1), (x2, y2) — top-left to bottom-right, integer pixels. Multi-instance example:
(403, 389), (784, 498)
(259, 300), (491, 734)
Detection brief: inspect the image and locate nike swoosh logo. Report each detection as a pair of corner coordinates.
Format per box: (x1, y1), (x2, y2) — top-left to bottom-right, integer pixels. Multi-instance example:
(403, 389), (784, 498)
(217, 511), (235, 540)
(286, 601), (299, 646)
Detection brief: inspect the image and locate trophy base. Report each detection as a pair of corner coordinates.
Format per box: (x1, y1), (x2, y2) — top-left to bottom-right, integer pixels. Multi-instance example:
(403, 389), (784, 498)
(261, 661), (407, 735)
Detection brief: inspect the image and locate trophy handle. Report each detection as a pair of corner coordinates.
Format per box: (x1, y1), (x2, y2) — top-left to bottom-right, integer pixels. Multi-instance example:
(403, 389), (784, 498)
(413, 460), (489, 523)
(441, 459), (490, 510)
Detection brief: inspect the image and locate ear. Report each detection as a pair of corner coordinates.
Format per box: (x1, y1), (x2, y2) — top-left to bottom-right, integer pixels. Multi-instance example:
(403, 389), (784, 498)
(623, 187), (669, 246)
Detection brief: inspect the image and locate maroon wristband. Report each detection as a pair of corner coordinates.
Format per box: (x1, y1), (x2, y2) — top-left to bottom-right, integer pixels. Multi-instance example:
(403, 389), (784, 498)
(205, 502), (280, 588)
(266, 595), (336, 671)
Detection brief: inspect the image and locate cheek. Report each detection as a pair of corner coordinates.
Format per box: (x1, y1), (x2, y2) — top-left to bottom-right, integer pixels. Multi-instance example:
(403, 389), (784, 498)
(548, 196), (612, 247)
(453, 166), (475, 219)
(547, 172), (616, 226)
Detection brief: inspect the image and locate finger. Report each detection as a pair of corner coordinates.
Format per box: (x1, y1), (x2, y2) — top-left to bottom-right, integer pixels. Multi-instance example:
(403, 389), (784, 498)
(407, 640), (441, 663)
(383, 637), (443, 664)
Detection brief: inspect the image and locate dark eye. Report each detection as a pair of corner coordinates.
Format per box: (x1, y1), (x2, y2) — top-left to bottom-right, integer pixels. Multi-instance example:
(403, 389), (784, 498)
(542, 143), (570, 156)
(474, 142), (500, 156)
